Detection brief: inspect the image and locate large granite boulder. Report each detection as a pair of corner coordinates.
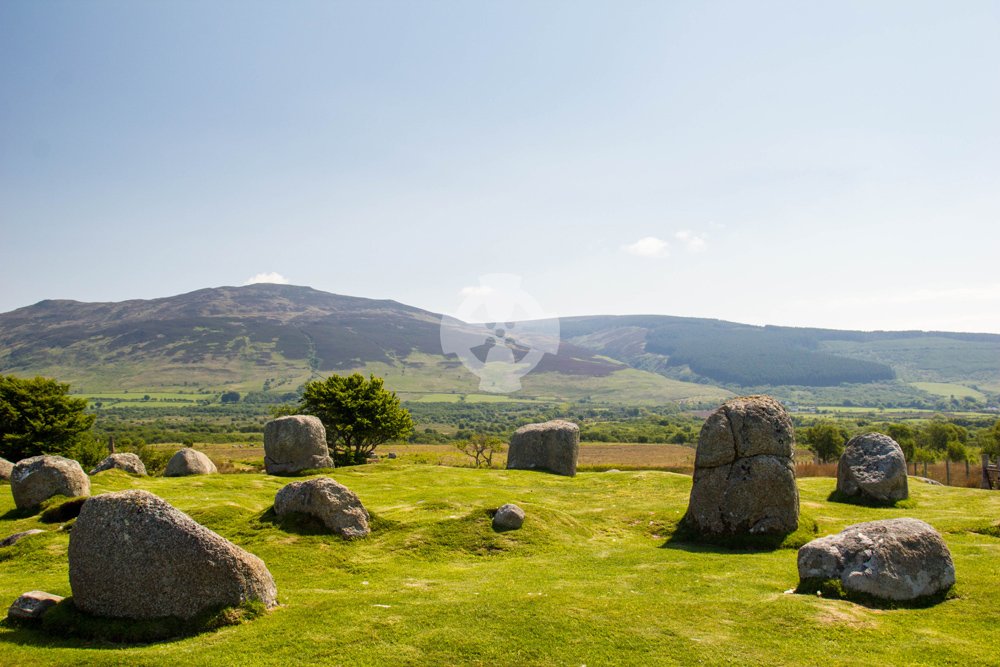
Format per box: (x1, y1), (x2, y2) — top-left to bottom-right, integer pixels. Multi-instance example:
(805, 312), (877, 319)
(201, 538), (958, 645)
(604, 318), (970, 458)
(10, 455), (90, 510)
(506, 420), (580, 477)
(7, 591), (64, 622)
(164, 448), (217, 477)
(69, 490), (277, 620)
(683, 395), (799, 537)
(0, 457), (12, 481)
(274, 477), (370, 538)
(836, 433), (908, 503)
(263, 415), (333, 475)
(90, 453), (147, 476)
(797, 518), (955, 601)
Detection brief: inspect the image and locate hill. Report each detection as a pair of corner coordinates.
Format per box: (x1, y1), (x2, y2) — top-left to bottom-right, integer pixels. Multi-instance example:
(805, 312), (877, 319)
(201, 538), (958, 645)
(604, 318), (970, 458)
(1, 465), (998, 664)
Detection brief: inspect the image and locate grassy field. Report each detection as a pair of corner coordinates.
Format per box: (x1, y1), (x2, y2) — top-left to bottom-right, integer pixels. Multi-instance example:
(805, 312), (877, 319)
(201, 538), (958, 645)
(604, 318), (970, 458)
(3, 466), (1000, 665)
(909, 382), (987, 401)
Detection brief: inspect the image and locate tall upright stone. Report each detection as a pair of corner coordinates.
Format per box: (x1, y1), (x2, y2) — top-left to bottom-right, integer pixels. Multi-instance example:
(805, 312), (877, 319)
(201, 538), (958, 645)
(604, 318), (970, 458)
(506, 420), (580, 477)
(836, 433), (908, 503)
(264, 415), (333, 475)
(683, 395), (799, 538)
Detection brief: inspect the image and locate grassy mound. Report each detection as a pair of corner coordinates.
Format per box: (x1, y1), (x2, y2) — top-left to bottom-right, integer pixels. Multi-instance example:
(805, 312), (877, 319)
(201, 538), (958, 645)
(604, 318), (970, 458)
(0, 466), (999, 664)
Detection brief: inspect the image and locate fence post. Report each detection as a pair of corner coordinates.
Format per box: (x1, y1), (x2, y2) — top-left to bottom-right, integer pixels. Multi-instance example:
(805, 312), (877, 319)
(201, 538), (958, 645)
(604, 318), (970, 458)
(923, 461), (927, 477)
(983, 454), (993, 490)
(946, 459), (950, 486)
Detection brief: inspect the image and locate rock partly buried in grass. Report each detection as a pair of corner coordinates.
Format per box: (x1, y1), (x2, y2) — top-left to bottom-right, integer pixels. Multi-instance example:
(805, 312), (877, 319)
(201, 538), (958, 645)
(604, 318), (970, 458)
(164, 448), (217, 477)
(506, 420), (580, 477)
(7, 591), (64, 623)
(836, 433), (908, 503)
(0, 529), (45, 548)
(797, 518), (955, 602)
(10, 456), (90, 510)
(683, 395), (799, 539)
(492, 504), (525, 531)
(274, 477), (370, 538)
(90, 453), (147, 476)
(69, 490), (277, 620)
(0, 457), (12, 481)
(263, 415), (334, 475)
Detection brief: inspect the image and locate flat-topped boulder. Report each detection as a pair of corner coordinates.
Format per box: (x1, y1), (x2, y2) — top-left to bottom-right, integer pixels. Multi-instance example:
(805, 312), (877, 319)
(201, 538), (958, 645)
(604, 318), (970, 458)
(0, 457), (12, 481)
(10, 455), (90, 510)
(683, 395), (799, 538)
(164, 448), (217, 477)
(90, 453), (147, 476)
(798, 518), (955, 602)
(506, 420), (580, 477)
(264, 415), (333, 475)
(69, 490), (277, 620)
(7, 591), (63, 622)
(274, 477), (370, 538)
(836, 433), (908, 503)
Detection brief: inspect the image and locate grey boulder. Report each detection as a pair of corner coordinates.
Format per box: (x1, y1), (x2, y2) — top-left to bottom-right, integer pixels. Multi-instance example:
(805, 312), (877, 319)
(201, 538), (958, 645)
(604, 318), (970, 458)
(10, 455), (90, 510)
(164, 448), (217, 477)
(492, 503), (525, 531)
(506, 420), (580, 477)
(263, 415), (333, 474)
(7, 591), (64, 622)
(90, 452), (147, 476)
(69, 490), (277, 620)
(683, 395), (799, 537)
(274, 477), (370, 538)
(0, 457), (12, 481)
(837, 433), (908, 502)
(798, 518), (955, 601)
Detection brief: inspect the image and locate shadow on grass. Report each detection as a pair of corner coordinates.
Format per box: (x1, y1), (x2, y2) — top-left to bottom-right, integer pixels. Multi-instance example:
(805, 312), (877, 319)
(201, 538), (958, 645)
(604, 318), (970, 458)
(660, 515), (819, 553)
(826, 489), (916, 509)
(1, 597), (266, 647)
(0, 507), (38, 522)
(254, 507), (400, 537)
(793, 577), (956, 609)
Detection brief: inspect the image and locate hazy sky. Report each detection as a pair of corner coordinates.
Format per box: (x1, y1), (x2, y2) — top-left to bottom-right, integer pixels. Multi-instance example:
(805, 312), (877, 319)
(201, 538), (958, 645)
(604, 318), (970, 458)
(2, 1), (999, 332)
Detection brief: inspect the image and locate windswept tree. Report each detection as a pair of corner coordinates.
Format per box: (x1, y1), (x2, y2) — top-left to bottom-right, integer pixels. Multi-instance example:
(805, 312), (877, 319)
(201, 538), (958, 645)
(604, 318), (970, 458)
(0, 374), (96, 461)
(300, 373), (413, 465)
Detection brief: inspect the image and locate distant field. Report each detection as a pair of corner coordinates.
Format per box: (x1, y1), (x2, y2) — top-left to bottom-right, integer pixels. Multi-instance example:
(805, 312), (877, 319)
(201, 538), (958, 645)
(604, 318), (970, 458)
(909, 382), (987, 400)
(405, 393), (542, 404)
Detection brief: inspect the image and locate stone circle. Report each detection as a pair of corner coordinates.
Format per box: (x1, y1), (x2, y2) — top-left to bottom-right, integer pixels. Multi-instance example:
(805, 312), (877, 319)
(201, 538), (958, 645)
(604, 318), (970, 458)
(274, 477), (370, 538)
(10, 455), (90, 510)
(90, 452), (147, 476)
(506, 420), (580, 477)
(164, 448), (217, 477)
(836, 433), (908, 502)
(263, 415), (333, 475)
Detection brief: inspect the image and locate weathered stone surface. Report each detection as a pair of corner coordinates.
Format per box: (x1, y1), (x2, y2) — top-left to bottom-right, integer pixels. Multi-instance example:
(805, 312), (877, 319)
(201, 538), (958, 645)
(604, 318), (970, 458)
(0, 457), (12, 481)
(69, 490), (277, 620)
(0, 529), (45, 548)
(90, 453), (147, 476)
(274, 477), (370, 538)
(263, 415), (333, 475)
(493, 503), (525, 530)
(684, 396), (798, 537)
(797, 518), (955, 601)
(506, 420), (580, 477)
(10, 456), (90, 510)
(836, 433), (908, 502)
(7, 591), (63, 622)
(164, 448), (217, 477)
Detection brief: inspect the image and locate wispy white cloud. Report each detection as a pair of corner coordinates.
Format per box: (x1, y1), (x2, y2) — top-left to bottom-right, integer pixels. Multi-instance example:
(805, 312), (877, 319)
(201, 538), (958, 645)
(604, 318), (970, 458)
(623, 236), (670, 258)
(674, 230), (707, 253)
(244, 272), (290, 285)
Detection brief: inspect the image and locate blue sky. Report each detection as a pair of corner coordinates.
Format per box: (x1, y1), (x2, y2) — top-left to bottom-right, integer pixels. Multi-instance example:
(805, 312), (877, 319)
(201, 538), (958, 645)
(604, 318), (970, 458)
(2, 1), (999, 332)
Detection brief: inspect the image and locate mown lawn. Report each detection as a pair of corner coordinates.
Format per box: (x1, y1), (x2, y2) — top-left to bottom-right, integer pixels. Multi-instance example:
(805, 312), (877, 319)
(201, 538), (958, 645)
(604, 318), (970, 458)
(1, 466), (998, 665)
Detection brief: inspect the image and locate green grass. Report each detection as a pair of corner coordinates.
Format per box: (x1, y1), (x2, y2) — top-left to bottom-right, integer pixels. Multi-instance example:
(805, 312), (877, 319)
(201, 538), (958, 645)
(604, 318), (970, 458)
(2, 468), (1000, 664)
(909, 382), (987, 401)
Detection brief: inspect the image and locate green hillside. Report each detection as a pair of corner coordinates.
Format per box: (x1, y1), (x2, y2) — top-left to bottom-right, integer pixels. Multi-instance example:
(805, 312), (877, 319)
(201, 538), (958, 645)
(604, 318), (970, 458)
(2, 467), (999, 664)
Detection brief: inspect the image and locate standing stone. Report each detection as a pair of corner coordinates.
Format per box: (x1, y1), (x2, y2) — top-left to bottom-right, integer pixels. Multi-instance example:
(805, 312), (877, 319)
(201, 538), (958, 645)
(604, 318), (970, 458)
(273, 477), (370, 538)
(264, 415), (334, 475)
(90, 453), (147, 476)
(69, 490), (277, 620)
(683, 395), (799, 537)
(10, 456), (90, 510)
(0, 457), (13, 482)
(492, 503), (525, 531)
(797, 518), (955, 601)
(7, 591), (64, 622)
(164, 448), (217, 477)
(836, 433), (908, 503)
(506, 420), (580, 477)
